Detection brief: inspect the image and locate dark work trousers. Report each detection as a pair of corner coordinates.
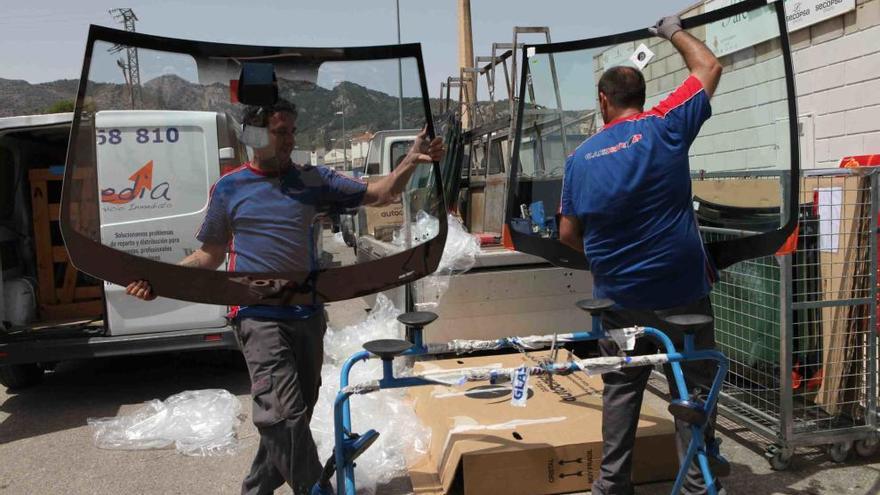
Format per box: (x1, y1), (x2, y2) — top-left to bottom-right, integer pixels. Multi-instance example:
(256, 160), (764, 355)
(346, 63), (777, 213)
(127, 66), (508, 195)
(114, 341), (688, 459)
(234, 313), (326, 495)
(591, 296), (724, 495)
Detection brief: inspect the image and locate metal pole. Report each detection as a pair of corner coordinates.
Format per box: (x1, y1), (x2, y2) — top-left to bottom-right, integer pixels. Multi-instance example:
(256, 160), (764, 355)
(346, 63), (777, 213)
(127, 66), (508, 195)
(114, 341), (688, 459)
(868, 173), (878, 427)
(396, 0), (404, 129)
(457, 0), (474, 128)
(779, 172), (794, 445)
(343, 111), (347, 170)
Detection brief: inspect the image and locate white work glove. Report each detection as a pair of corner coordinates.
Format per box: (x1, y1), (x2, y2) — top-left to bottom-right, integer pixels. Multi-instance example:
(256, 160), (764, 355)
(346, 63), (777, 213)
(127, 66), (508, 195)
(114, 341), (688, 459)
(649, 15), (683, 41)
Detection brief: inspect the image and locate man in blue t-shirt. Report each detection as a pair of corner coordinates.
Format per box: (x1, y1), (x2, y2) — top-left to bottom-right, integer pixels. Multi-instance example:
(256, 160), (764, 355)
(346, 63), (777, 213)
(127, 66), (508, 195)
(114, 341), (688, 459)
(127, 99), (443, 495)
(559, 15), (724, 495)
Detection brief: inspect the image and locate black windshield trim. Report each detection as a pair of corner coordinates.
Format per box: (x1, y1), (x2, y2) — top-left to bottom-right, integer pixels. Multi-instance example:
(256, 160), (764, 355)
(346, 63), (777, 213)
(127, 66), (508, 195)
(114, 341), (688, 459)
(60, 28), (446, 306)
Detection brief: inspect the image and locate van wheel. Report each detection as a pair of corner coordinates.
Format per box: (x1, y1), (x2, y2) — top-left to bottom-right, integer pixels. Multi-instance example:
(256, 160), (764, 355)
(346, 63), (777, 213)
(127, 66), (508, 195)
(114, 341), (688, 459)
(0, 364), (45, 390)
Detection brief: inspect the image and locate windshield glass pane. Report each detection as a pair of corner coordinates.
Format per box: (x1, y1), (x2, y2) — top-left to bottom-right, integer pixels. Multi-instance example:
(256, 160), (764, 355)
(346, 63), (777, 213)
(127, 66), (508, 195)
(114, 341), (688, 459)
(62, 29), (445, 305)
(507, 0), (796, 270)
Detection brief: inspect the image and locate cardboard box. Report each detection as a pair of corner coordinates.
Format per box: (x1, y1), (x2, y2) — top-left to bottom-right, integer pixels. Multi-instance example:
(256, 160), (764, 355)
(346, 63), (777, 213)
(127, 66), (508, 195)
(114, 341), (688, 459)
(407, 351), (678, 495)
(691, 177), (782, 208)
(363, 176), (404, 236)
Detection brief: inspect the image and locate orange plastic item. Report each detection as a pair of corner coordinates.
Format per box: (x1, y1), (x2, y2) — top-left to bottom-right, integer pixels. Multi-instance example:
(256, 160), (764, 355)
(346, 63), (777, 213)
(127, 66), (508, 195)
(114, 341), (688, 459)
(501, 224), (515, 251)
(775, 223), (799, 256)
(839, 154), (880, 168)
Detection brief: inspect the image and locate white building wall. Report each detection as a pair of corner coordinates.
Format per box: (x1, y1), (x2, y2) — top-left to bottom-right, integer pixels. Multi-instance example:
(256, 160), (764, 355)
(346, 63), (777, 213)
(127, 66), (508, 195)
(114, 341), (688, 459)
(596, 0), (880, 171)
(793, 0), (880, 167)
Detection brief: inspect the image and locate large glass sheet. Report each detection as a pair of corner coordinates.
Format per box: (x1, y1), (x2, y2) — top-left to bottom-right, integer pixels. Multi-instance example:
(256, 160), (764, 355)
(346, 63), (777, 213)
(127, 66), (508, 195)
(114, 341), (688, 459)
(62, 27), (446, 305)
(506, 0), (798, 270)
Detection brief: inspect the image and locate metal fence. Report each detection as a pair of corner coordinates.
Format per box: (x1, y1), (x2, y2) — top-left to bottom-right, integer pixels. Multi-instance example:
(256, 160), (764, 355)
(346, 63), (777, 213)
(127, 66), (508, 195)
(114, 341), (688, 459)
(699, 169), (879, 469)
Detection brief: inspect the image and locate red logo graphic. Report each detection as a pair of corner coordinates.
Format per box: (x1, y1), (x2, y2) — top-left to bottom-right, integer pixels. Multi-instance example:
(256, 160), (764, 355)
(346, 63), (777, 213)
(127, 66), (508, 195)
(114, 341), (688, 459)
(101, 160), (171, 204)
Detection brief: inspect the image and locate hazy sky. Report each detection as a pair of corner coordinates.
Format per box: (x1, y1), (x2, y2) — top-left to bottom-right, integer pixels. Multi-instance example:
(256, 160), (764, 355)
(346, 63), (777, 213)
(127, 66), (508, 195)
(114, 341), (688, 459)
(0, 0), (694, 98)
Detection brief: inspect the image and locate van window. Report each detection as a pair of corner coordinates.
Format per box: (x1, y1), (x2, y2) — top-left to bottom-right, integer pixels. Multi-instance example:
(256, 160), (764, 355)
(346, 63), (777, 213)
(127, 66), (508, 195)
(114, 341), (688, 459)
(488, 139), (504, 175)
(470, 142), (486, 177)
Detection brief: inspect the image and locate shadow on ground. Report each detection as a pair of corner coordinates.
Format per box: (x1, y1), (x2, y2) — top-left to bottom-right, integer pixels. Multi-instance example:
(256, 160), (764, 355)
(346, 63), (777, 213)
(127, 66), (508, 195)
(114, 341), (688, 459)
(0, 350), (250, 444)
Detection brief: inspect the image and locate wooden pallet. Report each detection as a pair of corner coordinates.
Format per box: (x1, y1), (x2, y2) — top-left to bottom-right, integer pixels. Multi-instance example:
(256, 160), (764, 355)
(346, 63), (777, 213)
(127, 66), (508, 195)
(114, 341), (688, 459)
(28, 168), (103, 321)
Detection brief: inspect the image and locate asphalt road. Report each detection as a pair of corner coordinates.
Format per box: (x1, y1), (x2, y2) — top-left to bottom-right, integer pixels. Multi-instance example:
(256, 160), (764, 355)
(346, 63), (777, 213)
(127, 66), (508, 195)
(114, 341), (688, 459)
(3, 235), (880, 494)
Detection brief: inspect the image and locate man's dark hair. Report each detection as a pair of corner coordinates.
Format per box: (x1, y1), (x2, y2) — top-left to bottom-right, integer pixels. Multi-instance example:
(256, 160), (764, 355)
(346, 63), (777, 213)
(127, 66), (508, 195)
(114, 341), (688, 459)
(241, 99), (298, 127)
(597, 66), (646, 110)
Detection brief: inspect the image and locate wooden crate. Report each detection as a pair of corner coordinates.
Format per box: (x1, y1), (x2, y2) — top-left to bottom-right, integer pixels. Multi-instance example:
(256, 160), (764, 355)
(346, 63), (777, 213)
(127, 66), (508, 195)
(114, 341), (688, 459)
(29, 168), (103, 321)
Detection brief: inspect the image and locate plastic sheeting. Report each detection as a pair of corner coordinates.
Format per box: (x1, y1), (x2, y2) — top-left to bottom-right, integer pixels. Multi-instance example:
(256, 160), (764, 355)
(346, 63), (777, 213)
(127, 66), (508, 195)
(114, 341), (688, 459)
(312, 294), (431, 494)
(86, 389), (243, 456)
(415, 214), (481, 310)
(425, 328), (646, 355)
(607, 326), (645, 352)
(392, 210), (440, 249)
(412, 353), (673, 386)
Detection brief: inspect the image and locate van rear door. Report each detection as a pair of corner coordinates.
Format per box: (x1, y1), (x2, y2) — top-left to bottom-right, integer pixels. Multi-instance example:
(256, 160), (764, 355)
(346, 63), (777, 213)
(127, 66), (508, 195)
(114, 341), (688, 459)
(95, 110), (227, 336)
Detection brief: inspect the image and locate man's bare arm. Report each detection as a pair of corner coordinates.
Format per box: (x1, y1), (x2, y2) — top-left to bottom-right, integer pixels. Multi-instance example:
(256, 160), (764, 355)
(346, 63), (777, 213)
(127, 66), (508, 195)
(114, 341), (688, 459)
(559, 215), (585, 253)
(671, 30), (723, 98)
(362, 128), (444, 207)
(651, 15), (723, 98)
(126, 242), (227, 300)
(178, 242), (227, 270)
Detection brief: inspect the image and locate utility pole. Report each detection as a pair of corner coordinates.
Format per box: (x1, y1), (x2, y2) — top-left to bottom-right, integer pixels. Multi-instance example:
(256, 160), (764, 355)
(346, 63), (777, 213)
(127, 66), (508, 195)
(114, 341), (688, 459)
(457, 0), (475, 128)
(396, 0), (404, 129)
(109, 8), (141, 109)
(335, 110), (347, 170)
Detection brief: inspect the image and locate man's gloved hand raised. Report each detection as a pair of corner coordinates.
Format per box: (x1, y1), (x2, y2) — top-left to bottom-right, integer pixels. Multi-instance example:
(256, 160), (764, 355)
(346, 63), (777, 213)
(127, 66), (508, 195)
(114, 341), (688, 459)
(649, 15), (683, 41)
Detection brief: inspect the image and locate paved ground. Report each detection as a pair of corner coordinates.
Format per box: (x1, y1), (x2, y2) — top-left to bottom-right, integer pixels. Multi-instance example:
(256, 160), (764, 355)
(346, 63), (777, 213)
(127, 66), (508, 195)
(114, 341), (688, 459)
(3, 294), (880, 494)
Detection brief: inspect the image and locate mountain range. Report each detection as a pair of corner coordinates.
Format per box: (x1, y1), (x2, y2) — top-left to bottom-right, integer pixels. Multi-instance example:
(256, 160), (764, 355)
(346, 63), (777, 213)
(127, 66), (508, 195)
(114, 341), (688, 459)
(0, 76), (448, 149)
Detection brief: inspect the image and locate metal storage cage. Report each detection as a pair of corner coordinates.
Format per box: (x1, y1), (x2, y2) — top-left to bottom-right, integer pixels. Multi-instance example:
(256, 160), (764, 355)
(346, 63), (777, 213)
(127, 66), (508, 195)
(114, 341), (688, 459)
(697, 168), (879, 469)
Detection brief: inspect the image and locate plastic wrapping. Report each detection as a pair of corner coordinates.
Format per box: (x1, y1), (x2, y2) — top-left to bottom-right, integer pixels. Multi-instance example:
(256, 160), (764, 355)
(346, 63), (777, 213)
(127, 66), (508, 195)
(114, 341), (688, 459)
(332, 231), (346, 246)
(86, 389), (243, 456)
(312, 294), (431, 494)
(414, 214), (480, 310)
(607, 326), (645, 352)
(576, 354), (670, 376)
(413, 353), (673, 385)
(426, 332), (583, 355)
(392, 210), (440, 248)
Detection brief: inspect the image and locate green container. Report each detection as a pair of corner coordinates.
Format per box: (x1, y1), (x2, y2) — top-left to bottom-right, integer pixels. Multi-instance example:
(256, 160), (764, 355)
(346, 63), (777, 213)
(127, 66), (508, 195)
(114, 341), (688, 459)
(711, 255), (782, 367)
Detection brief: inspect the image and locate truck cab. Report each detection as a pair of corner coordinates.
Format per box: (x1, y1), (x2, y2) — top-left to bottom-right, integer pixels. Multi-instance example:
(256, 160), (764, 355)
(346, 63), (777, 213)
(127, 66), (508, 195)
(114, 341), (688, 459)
(339, 129), (419, 248)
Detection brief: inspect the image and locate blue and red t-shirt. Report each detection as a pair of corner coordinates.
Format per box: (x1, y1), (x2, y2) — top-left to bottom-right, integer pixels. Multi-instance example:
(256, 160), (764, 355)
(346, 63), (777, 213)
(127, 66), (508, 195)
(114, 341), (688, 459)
(196, 162), (367, 320)
(560, 75), (715, 310)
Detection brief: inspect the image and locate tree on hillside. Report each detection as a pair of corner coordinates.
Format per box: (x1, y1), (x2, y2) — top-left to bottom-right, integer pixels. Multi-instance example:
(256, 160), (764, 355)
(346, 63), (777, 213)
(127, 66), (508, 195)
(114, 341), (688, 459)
(43, 100), (75, 114)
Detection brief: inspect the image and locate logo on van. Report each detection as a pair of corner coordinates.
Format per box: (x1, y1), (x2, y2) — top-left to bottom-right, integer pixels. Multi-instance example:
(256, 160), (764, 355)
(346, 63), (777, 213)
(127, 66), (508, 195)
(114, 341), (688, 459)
(101, 160), (172, 204)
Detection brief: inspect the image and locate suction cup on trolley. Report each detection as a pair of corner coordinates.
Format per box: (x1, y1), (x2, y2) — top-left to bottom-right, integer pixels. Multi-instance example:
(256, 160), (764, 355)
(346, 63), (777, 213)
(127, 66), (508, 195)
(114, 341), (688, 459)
(575, 298), (615, 316)
(363, 339), (413, 360)
(662, 314), (714, 334)
(397, 311), (439, 327)
(668, 398), (708, 425)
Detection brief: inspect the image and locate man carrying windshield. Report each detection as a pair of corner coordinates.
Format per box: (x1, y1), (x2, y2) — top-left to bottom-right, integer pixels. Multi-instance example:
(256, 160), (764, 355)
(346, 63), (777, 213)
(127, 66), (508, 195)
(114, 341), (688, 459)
(126, 99), (443, 495)
(558, 15), (725, 495)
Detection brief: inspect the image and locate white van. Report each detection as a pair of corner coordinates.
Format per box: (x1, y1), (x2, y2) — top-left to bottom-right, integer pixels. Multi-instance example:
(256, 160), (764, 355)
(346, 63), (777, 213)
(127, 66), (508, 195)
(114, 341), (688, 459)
(0, 111), (247, 389)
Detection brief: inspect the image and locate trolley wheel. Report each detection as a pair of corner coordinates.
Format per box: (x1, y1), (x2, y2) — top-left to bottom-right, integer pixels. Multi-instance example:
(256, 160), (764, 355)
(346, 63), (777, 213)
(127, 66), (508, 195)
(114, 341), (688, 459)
(827, 441), (853, 463)
(765, 445), (793, 471)
(855, 437), (880, 458)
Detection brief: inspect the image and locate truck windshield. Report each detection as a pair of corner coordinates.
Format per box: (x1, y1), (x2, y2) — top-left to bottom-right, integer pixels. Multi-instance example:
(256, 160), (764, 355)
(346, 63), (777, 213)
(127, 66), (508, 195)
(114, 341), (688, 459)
(61, 27), (446, 306)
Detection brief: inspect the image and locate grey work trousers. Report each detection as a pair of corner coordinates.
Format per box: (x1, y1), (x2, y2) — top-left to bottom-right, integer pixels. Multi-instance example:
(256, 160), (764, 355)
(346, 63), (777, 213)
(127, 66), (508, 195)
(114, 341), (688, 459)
(591, 296), (724, 495)
(234, 313), (326, 495)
